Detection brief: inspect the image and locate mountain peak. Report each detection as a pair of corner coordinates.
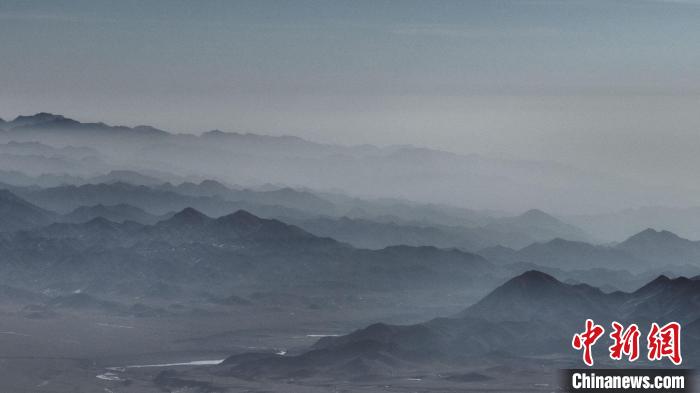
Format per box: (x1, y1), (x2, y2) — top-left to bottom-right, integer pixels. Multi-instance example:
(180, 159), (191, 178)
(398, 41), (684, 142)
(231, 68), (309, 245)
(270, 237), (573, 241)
(520, 208), (549, 218)
(517, 209), (561, 225)
(474, 270), (564, 302)
(462, 269), (611, 321)
(620, 228), (687, 246)
(12, 112), (65, 123)
(198, 179), (231, 192)
(630, 228), (679, 239)
(633, 274), (674, 294)
(216, 210), (262, 226)
(165, 207), (210, 225)
(508, 270), (560, 287)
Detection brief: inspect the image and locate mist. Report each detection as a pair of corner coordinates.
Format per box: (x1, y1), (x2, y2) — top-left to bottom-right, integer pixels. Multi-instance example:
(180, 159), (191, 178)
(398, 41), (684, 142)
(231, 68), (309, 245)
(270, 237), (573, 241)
(1, 1), (700, 392)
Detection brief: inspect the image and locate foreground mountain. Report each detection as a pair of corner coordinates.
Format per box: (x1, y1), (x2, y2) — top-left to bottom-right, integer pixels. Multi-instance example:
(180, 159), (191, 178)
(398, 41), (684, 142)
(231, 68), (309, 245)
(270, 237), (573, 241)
(219, 271), (700, 379)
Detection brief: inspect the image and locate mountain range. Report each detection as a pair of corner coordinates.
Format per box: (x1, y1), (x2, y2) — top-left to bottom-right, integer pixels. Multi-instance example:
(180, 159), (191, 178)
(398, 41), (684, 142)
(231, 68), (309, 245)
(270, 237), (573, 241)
(0, 189), (56, 232)
(2, 187), (700, 296)
(2, 112), (694, 215)
(219, 271), (700, 380)
(0, 178), (597, 250)
(479, 228), (700, 272)
(0, 194), (497, 297)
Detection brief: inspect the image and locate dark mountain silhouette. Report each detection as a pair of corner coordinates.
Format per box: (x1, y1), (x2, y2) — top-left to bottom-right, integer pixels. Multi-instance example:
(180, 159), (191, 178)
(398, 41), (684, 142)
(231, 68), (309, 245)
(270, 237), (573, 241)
(626, 275), (700, 322)
(461, 270), (613, 321)
(0, 189), (57, 232)
(9, 113), (66, 128)
(221, 271), (700, 379)
(6, 112), (167, 137)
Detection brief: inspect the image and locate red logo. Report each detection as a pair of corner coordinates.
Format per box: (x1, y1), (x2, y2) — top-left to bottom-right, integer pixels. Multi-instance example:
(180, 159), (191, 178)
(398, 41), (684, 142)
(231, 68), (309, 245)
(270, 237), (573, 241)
(572, 319), (605, 366)
(572, 320), (682, 366)
(609, 322), (640, 362)
(647, 322), (682, 365)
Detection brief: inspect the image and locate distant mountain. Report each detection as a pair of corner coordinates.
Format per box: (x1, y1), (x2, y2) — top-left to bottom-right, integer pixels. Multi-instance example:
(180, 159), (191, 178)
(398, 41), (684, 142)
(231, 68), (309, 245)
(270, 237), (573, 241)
(570, 206), (700, 242)
(476, 244), (518, 262)
(0, 141), (98, 159)
(480, 237), (640, 270)
(478, 228), (700, 271)
(0, 189), (57, 232)
(9, 113), (66, 128)
(89, 170), (163, 186)
(617, 228), (700, 265)
(291, 216), (486, 250)
(13, 182), (311, 218)
(33, 208), (324, 249)
(517, 238), (641, 270)
(147, 208), (325, 246)
(7, 209), (495, 295)
(291, 209), (590, 251)
(2, 112), (687, 215)
(221, 271), (700, 379)
(158, 181), (336, 215)
(483, 209), (590, 243)
(4, 112), (167, 137)
(158, 179), (238, 197)
(0, 170), (84, 187)
(61, 204), (160, 224)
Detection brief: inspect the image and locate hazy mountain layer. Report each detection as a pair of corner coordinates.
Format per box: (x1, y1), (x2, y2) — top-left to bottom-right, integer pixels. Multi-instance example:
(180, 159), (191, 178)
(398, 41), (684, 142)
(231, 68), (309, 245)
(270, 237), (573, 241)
(1, 112), (692, 215)
(0, 206), (496, 297)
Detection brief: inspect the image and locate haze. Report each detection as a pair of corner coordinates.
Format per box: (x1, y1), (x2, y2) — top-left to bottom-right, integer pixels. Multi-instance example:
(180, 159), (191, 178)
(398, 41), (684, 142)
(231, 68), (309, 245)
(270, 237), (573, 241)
(2, 0), (700, 203)
(3, 3), (700, 391)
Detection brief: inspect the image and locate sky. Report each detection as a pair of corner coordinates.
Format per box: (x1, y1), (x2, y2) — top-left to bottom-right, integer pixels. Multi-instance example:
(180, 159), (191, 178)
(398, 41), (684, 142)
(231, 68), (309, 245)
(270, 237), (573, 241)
(1, 0), (700, 188)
